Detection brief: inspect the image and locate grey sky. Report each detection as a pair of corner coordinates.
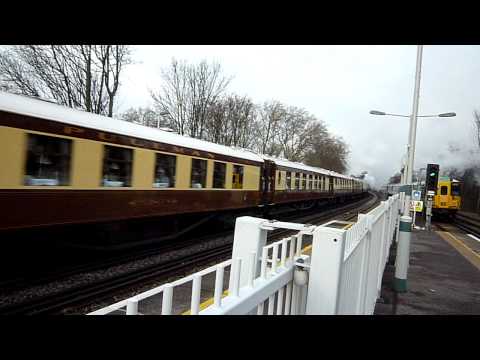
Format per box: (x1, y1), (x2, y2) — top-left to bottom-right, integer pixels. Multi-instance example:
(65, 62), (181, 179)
(116, 45), (480, 187)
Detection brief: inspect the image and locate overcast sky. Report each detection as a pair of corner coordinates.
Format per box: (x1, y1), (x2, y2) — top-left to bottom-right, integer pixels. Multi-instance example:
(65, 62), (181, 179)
(115, 45), (480, 187)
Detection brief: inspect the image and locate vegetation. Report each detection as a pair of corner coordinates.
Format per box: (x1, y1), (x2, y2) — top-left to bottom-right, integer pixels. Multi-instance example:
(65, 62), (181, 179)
(124, 58), (350, 173)
(0, 45), (131, 117)
(0, 49), (350, 174)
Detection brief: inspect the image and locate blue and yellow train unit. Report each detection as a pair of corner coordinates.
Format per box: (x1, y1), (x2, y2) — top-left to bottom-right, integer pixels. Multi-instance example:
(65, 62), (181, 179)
(384, 163), (462, 218)
(432, 177), (461, 217)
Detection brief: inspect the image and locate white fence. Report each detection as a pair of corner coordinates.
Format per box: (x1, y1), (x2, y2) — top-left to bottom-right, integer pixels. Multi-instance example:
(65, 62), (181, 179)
(89, 194), (400, 315)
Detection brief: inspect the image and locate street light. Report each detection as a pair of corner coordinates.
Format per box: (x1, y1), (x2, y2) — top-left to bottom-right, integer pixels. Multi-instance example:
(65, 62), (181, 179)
(370, 110), (456, 118)
(371, 109), (456, 186)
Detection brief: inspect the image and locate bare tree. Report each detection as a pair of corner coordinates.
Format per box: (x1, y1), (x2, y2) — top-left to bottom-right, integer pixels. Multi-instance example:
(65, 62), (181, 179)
(304, 135), (349, 174)
(254, 101), (285, 156)
(275, 107), (329, 162)
(121, 107), (161, 128)
(151, 58), (232, 137)
(204, 94), (257, 148)
(0, 45), (131, 117)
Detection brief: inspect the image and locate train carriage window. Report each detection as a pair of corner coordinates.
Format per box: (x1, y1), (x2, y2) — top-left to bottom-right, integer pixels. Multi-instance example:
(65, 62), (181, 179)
(232, 164), (244, 189)
(277, 171), (282, 186)
(102, 145), (133, 187)
(295, 173), (300, 190)
(191, 158), (207, 188)
(286, 171), (292, 190)
(213, 162), (226, 189)
(440, 186), (448, 195)
(302, 174), (306, 190)
(25, 133), (72, 186)
(153, 153), (176, 188)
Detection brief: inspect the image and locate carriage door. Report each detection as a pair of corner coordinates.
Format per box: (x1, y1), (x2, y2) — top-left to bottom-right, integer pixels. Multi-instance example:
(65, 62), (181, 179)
(262, 160), (276, 205)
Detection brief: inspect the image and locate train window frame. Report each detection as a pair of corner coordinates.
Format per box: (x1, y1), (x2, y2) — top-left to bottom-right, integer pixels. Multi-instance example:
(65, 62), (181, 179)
(153, 153), (176, 188)
(213, 161), (226, 189)
(451, 183), (461, 196)
(286, 171), (292, 190)
(295, 173), (300, 190)
(101, 145), (133, 187)
(232, 164), (244, 189)
(277, 171), (282, 186)
(440, 186), (448, 195)
(191, 158), (207, 189)
(302, 173), (306, 190)
(24, 133), (72, 186)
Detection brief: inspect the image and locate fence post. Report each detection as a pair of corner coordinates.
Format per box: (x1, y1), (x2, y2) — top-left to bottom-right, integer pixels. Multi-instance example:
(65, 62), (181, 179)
(126, 298), (138, 315)
(356, 214), (372, 314)
(161, 284), (173, 315)
(376, 202), (388, 296)
(306, 226), (346, 315)
(229, 217), (268, 293)
(394, 215), (412, 292)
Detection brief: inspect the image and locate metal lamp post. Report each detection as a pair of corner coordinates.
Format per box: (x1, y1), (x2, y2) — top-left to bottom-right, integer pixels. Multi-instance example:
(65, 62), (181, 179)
(369, 45), (456, 293)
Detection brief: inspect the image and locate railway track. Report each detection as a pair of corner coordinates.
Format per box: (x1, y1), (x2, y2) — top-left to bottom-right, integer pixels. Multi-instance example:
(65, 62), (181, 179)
(452, 212), (480, 238)
(0, 192), (379, 315)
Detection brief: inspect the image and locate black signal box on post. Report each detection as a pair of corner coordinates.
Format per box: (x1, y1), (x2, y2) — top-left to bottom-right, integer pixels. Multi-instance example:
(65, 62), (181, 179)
(425, 163), (440, 193)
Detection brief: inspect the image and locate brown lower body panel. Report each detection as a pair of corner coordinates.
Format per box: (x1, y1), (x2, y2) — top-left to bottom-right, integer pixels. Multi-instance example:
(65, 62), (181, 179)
(0, 189), (262, 231)
(272, 190), (344, 204)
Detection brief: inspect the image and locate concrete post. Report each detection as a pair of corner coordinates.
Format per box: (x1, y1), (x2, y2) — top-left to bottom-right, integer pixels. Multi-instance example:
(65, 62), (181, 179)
(394, 215), (412, 292)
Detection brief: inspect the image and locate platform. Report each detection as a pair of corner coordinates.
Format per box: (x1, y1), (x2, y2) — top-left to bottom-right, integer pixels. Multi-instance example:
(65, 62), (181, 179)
(375, 218), (480, 315)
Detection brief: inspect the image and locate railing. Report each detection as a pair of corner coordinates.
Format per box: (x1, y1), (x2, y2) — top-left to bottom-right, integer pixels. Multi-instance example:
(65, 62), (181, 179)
(307, 194), (399, 315)
(89, 194), (400, 315)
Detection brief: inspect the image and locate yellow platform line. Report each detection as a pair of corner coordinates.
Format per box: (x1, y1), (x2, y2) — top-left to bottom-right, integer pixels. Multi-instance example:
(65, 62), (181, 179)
(436, 230), (480, 271)
(182, 289), (229, 315)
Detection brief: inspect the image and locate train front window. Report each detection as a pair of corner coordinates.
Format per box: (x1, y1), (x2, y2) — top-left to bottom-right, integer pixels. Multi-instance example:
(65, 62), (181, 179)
(102, 145), (133, 187)
(232, 165), (244, 189)
(213, 162), (226, 189)
(191, 158), (207, 188)
(440, 186), (448, 195)
(154, 153), (176, 188)
(25, 133), (71, 186)
(451, 183), (461, 196)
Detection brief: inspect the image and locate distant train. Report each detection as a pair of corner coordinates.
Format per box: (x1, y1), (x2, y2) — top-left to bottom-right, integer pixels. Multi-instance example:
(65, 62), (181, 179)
(384, 177), (462, 217)
(0, 91), (366, 242)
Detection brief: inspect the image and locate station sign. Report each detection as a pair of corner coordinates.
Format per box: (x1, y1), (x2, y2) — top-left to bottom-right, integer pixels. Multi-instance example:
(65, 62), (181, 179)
(412, 190), (422, 201)
(409, 200), (423, 212)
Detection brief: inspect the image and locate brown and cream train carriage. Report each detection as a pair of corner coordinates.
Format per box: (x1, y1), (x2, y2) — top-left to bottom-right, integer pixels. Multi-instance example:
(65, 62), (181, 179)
(0, 92), (365, 243)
